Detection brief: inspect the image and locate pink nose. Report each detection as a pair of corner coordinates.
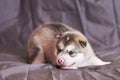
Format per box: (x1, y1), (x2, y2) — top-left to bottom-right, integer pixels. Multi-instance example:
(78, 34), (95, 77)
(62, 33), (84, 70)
(58, 58), (65, 65)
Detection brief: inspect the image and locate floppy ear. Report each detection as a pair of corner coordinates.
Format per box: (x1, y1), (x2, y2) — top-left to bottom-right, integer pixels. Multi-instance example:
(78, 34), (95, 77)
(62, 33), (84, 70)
(79, 40), (87, 48)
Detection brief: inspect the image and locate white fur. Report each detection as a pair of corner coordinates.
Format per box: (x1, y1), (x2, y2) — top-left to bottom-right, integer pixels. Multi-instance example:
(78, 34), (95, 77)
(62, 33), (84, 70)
(57, 41), (111, 69)
(77, 43), (111, 67)
(57, 45), (85, 68)
(65, 45), (75, 52)
(58, 42), (64, 50)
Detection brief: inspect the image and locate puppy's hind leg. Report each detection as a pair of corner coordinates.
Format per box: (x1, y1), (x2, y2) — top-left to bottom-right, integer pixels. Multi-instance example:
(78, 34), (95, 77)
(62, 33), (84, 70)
(31, 47), (45, 64)
(29, 44), (45, 64)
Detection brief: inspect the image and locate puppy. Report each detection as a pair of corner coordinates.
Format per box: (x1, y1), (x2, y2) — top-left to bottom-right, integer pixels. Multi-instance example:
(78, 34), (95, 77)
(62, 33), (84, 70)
(28, 23), (111, 69)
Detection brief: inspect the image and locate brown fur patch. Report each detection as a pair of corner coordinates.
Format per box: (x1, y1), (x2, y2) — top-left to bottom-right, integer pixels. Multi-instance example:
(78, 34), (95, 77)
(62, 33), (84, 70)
(28, 23), (87, 65)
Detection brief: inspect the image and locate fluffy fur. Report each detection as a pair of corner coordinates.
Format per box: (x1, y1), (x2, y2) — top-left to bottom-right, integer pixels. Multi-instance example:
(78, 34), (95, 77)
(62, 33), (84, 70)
(28, 23), (111, 69)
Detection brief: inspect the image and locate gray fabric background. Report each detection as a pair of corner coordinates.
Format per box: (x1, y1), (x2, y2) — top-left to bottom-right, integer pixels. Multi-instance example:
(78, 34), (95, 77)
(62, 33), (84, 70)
(0, 0), (120, 80)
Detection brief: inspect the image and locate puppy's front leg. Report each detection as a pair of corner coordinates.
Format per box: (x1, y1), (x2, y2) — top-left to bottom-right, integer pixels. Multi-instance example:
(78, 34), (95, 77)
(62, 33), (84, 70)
(89, 56), (111, 66)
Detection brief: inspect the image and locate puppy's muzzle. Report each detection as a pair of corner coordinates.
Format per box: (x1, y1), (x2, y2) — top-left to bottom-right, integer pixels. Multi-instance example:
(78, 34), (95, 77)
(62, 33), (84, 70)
(57, 58), (65, 67)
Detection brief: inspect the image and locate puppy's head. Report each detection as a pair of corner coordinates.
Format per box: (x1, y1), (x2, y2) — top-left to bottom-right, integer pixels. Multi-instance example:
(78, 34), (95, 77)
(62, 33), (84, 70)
(56, 31), (87, 68)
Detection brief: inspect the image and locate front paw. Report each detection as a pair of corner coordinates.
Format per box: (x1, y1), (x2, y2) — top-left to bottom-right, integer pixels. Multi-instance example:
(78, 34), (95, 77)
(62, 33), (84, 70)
(102, 61), (111, 65)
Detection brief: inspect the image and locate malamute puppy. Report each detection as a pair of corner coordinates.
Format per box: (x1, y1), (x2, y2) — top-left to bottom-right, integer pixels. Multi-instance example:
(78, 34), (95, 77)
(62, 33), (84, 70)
(28, 23), (111, 69)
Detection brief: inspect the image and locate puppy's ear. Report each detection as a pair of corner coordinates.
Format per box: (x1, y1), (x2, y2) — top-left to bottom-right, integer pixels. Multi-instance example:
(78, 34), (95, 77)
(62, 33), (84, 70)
(79, 40), (87, 48)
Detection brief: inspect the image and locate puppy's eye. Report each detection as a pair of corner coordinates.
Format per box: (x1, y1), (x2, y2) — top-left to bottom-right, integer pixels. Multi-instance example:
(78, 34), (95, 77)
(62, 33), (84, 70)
(57, 48), (62, 54)
(69, 51), (76, 57)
